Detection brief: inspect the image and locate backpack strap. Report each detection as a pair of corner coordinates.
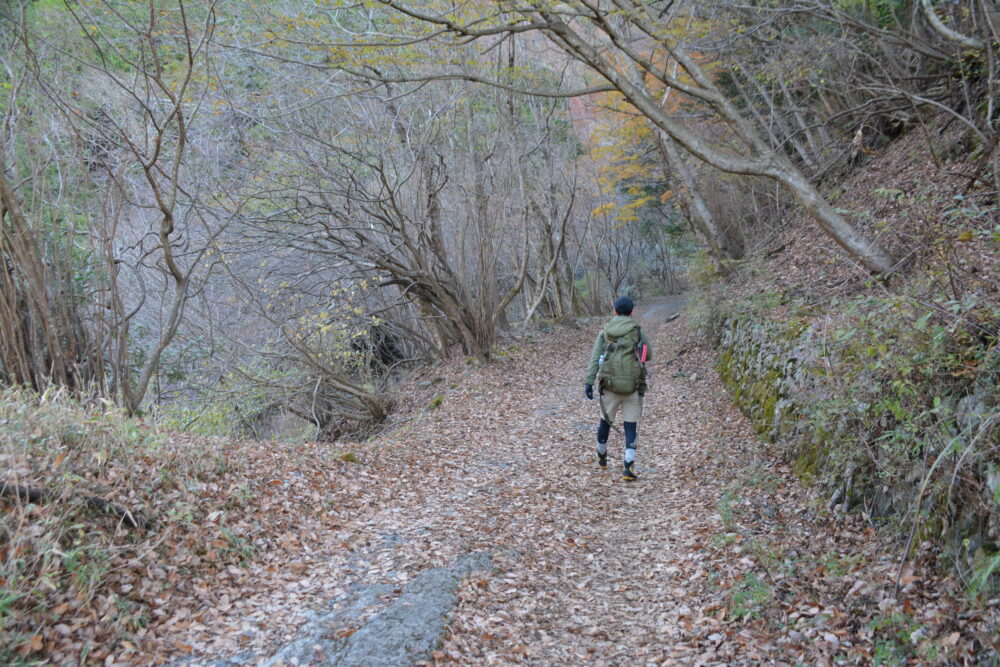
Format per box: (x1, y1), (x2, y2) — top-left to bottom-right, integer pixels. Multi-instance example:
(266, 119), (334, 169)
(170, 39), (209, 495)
(598, 392), (613, 426)
(595, 330), (618, 430)
(597, 389), (624, 434)
(596, 329), (610, 393)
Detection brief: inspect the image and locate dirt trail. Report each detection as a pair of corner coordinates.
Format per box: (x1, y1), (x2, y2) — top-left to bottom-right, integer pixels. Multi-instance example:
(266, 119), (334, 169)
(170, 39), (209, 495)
(352, 295), (737, 665)
(434, 297), (763, 664)
(172, 298), (957, 665)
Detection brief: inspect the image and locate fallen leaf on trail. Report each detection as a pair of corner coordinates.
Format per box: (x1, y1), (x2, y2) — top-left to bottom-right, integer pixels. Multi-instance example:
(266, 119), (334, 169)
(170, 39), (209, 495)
(9, 311), (995, 665)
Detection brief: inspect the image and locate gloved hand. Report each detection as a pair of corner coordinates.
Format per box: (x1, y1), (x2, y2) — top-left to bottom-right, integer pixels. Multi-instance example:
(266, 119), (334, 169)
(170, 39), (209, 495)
(584, 384), (594, 400)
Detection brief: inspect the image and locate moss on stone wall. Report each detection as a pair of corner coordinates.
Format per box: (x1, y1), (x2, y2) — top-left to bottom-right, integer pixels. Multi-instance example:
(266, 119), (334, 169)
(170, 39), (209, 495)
(711, 301), (999, 585)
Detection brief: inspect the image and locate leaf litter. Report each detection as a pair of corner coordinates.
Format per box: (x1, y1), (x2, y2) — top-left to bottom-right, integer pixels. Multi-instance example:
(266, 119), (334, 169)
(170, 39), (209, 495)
(2, 300), (996, 664)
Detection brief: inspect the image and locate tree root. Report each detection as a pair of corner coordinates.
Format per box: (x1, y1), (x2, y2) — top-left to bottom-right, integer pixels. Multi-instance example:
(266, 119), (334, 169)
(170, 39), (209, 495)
(0, 481), (151, 531)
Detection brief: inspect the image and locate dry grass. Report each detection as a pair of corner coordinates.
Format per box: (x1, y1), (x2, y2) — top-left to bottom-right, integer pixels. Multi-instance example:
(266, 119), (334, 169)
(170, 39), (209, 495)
(0, 387), (241, 663)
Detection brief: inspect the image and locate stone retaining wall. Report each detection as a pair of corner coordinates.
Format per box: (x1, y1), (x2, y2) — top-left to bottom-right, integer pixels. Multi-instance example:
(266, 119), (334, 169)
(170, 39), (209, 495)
(714, 311), (999, 575)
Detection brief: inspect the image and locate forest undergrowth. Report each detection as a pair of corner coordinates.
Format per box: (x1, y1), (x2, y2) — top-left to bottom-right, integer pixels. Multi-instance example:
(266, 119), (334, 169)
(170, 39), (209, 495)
(686, 122), (1000, 648)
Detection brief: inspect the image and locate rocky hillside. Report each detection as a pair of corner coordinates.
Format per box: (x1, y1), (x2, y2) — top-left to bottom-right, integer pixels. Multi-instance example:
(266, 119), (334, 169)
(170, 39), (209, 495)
(688, 121), (1000, 620)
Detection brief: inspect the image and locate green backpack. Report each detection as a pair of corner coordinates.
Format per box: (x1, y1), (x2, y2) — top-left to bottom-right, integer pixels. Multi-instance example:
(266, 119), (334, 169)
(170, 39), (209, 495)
(598, 323), (647, 395)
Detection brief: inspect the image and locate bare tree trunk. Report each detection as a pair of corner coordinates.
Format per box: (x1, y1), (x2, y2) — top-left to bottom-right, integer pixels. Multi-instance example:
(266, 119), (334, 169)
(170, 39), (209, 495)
(0, 97), (92, 392)
(920, 0), (985, 49)
(655, 131), (729, 264)
(549, 4), (894, 271)
(380, 1), (895, 273)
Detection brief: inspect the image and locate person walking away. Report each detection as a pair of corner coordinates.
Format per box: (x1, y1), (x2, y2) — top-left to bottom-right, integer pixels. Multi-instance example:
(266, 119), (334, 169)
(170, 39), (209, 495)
(584, 296), (652, 481)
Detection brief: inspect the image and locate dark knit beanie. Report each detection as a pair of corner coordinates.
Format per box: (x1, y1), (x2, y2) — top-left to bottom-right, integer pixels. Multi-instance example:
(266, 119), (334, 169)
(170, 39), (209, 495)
(613, 296), (634, 315)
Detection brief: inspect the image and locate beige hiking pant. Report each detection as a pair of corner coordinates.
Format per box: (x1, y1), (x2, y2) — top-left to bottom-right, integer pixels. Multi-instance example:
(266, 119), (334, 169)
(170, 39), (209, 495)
(599, 390), (643, 423)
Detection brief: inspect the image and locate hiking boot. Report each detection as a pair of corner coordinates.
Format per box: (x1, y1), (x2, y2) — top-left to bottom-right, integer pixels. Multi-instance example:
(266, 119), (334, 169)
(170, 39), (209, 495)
(623, 461), (638, 481)
(597, 449), (607, 468)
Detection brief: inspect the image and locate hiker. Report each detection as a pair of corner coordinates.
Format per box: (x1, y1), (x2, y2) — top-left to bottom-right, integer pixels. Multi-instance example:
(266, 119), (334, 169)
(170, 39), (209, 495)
(584, 296), (652, 481)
